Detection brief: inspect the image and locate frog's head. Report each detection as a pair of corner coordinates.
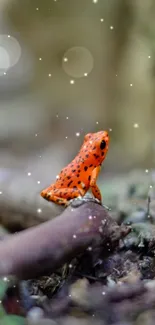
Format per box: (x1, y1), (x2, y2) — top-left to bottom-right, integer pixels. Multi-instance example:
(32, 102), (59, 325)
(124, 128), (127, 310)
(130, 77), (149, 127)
(83, 130), (109, 164)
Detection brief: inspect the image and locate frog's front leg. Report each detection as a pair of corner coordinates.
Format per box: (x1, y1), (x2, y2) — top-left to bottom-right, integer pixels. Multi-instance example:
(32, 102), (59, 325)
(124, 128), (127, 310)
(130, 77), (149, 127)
(90, 166), (102, 201)
(41, 187), (86, 206)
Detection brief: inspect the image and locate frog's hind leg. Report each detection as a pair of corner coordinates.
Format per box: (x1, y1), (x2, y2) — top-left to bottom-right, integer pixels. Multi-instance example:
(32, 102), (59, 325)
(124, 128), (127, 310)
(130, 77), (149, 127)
(40, 187), (68, 206)
(41, 185), (56, 202)
(41, 187), (85, 207)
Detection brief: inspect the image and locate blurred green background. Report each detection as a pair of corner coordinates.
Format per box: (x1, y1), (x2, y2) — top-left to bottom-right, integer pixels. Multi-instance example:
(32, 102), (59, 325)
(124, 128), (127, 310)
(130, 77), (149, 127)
(0, 0), (155, 222)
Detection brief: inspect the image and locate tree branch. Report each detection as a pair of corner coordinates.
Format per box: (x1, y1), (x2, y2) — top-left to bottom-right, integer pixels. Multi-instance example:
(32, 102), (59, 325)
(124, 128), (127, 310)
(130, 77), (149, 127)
(0, 200), (130, 279)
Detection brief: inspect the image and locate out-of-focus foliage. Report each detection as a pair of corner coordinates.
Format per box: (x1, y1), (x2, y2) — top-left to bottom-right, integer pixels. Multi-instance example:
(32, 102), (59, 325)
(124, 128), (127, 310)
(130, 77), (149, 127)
(0, 279), (9, 300)
(0, 315), (25, 325)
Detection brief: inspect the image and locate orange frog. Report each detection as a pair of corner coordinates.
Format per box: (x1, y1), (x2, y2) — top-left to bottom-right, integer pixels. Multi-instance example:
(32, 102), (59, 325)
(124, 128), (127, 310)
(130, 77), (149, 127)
(41, 130), (109, 206)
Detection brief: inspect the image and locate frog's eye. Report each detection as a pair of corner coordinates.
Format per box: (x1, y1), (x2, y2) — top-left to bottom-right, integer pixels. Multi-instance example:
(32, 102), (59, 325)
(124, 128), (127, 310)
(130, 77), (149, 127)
(100, 139), (106, 150)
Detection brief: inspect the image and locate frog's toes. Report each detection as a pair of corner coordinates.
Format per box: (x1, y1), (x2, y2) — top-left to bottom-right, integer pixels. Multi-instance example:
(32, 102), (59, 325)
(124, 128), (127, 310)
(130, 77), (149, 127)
(68, 194), (111, 210)
(68, 195), (101, 208)
(82, 197), (102, 205)
(68, 196), (85, 208)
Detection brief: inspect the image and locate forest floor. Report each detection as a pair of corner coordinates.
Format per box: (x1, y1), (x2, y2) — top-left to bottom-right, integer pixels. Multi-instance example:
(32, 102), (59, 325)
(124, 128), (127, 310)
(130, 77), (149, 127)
(0, 169), (155, 325)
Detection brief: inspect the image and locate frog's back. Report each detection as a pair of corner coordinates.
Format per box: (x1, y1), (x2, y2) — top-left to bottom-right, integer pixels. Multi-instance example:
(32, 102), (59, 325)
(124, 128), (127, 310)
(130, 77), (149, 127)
(54, 156), (86, 189)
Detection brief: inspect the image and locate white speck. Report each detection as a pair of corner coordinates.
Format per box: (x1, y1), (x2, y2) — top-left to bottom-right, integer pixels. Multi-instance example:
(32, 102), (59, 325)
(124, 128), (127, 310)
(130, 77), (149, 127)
(93, 216), (96, 219)
(99, 226), (103, 233)
(109, 128), (112, 132)
(70, 79), (75, 84)
(0, 192), (2, 195)
(66, 116), (69, 119)
(37, 208), (42, 213)
(130, 83), (133, 87)
(65, 136), (68, 139)
(16, 300), (19, 303)
(89, 216), (93, 220)
(84, 72), (88, 76)
(102, 291), (105, 295)
(83, 145), (86, 149)
(89, 140), (93, 144)
(148, 55), (151, 59)
(39, 57), (42, 61)
(36, 7), (39, 10)
(76, 132), (80, 137)
(48, 73), (52, 77)
(39, 155), (42, 158)
(3, 277), (8, 282)
(81, 182), (85, 188)
(100, 18), (104, 22)
(35, 133), (38, 137)
(63, 57), (68, 62)
(92, 0), (98, 3)
(87, 246), (92, 251)
(96, 121), (99, 124)
(73, 234), (77, 239)
(0, 300), (2, 304)
(8, 35), (10, 38)
(110, 26), (114, 30)
(69, 264), (73, 268)
(138, 241), (144, 248)
(150, 185), (153, 188)
(145, 169), (149, 173)
(27, 172), (31, 176)
(3, 72), (6, 75)
(133, 123), (139, 128)
(56, 114), (59, 118)
(116, 74), (117, 77)
(37, 181), (40, 184)
(56, 175), (60, 179)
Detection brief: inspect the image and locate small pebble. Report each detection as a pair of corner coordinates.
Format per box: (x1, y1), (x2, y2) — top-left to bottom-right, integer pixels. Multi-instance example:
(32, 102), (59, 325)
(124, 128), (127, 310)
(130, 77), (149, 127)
(27, 307), (44, 321)
(107, 276), (116, 287)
